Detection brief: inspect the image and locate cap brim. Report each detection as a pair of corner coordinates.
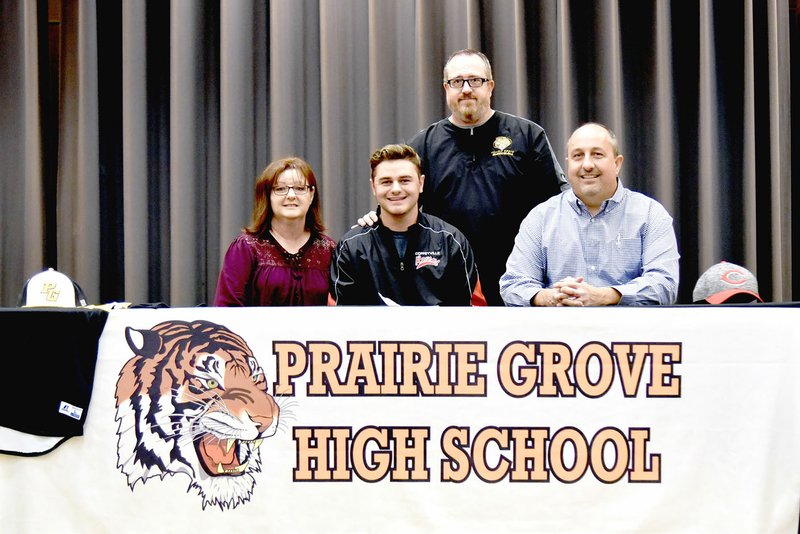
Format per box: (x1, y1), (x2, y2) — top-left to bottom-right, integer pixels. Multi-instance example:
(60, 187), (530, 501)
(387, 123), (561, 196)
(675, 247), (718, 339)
(702, 289), (763, 304)
(21, 302), (69, 308)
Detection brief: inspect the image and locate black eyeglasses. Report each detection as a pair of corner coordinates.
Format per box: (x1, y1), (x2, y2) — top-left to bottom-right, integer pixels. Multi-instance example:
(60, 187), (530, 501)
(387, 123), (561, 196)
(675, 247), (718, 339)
(272, 185), (312, 196)
(445, 77), (489, 89)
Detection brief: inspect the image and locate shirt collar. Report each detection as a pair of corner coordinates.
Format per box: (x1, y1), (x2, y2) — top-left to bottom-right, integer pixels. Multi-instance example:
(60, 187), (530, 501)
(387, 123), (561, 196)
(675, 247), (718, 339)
(567, 178), (626, 216)
(374, 205), (422, 233)
(447, 109), (496, 129)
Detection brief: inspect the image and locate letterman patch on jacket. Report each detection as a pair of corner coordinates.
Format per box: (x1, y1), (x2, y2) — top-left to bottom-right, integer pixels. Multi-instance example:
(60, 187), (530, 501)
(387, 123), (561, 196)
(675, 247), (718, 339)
(415, 251), (442, 269)
(491, 136), (514, 156)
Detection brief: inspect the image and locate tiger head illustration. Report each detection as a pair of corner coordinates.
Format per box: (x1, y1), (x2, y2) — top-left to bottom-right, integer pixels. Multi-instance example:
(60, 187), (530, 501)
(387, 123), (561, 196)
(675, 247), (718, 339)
(114, 320), (280, 510)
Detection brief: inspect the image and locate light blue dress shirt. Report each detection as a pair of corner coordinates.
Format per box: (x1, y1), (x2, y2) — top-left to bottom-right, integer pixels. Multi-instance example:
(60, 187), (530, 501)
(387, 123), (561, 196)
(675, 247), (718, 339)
(500, 181), (680, 306)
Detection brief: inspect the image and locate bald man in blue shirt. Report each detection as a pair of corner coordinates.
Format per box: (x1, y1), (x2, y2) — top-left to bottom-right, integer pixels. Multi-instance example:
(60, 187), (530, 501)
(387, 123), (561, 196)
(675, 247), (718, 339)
(500, 123), (679, 306)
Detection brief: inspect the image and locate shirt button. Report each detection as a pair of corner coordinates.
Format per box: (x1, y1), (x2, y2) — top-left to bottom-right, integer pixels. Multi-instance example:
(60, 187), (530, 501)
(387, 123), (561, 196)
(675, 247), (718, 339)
(590, 265), (596, 271)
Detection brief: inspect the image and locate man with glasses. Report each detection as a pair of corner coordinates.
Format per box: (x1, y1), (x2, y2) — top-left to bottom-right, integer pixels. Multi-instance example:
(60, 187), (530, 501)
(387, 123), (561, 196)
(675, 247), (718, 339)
(407, 49), (567, 306)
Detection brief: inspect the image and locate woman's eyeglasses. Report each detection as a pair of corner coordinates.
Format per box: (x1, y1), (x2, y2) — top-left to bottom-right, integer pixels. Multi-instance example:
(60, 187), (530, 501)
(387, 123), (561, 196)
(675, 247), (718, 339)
(272, 185), (313, 196)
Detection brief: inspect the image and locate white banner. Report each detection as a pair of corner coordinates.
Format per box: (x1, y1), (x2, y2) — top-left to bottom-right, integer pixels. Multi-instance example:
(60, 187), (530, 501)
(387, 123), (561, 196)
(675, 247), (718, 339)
(1, 306), (799, 532)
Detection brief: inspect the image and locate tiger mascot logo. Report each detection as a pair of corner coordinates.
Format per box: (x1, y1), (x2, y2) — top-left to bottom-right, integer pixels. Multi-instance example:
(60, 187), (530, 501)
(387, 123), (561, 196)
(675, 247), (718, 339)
(114, 320), (280, 510)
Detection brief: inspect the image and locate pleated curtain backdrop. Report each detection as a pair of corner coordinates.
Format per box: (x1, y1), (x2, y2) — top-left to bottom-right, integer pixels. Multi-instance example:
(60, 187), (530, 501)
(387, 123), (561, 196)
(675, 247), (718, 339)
(0, 0), (795, 307)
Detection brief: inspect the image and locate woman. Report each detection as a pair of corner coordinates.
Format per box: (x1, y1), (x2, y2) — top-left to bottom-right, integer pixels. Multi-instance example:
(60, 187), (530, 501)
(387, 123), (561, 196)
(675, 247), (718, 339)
(214, 157), (336, 306)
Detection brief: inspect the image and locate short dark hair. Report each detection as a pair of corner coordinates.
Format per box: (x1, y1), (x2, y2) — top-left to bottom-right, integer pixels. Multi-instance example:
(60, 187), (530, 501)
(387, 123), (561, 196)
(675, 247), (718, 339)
(369, 144), (422, 179)
(443, 49), (493, 82)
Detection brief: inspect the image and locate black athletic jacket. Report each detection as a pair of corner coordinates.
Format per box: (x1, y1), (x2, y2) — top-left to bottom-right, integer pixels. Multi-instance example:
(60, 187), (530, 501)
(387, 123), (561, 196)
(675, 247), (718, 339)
(330, 210), (486, 306)
(407, 111), (566, 306)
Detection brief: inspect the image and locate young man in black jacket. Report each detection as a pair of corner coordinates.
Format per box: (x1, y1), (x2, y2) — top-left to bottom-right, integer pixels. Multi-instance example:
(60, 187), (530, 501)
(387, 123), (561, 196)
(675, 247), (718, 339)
(331, 144), (486, 306)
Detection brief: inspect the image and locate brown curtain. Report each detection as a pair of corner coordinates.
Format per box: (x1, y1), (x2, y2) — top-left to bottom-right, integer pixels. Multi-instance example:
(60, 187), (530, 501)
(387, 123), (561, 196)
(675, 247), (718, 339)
(0, 0), (795, 306)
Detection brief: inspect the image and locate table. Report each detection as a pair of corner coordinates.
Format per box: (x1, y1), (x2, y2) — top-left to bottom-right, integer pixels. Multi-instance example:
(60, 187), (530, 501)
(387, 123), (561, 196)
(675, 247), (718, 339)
(1, 305), (798, 532)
